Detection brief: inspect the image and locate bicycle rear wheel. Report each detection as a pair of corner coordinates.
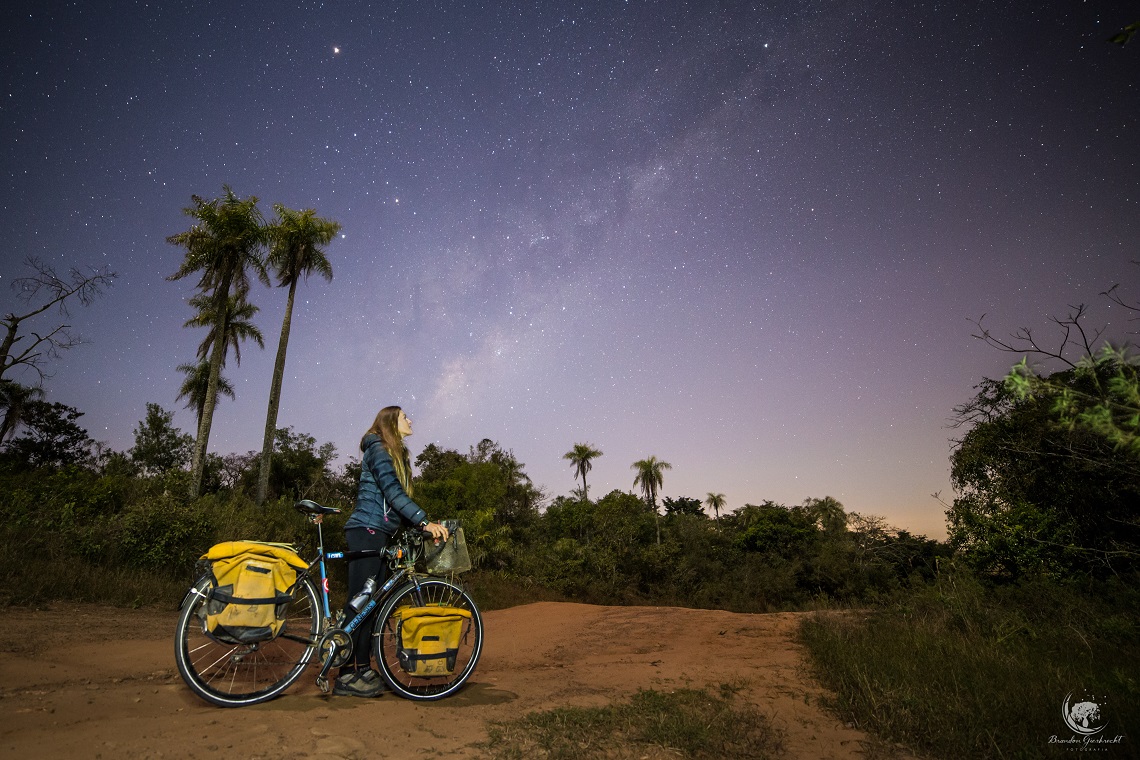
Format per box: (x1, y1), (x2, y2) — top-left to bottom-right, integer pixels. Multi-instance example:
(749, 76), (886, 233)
(174, 575), (321, 707)
(372, 578), (483, 700)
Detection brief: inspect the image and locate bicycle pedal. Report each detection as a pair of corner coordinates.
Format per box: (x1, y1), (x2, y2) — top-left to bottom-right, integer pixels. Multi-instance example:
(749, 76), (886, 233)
(317, 676), (330, 694)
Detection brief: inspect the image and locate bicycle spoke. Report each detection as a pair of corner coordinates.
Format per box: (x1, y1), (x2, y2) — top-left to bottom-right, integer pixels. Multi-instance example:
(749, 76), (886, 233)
(175, 576), (320, 707)
(372, 578), (483, 701)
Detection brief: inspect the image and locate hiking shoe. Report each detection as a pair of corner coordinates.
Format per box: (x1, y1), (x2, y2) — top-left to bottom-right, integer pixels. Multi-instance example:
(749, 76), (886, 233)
(357, 669), (385, 688)
(333, 671), (383, 698)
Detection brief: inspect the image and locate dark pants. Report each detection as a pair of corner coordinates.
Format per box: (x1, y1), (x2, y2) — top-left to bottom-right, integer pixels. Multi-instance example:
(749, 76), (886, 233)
(342, 526), (391, 672)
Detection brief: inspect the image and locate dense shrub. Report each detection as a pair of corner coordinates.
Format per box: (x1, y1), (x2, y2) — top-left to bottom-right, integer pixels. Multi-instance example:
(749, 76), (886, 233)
(0, 432), (952, 614)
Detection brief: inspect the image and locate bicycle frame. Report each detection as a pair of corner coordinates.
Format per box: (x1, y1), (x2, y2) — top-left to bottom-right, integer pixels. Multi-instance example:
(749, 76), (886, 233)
(301, 509), (425, 627)
(298, 507), (435, 691)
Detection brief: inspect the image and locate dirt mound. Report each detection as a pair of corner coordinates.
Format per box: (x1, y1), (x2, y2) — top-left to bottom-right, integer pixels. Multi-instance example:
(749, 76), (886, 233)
(0, 601), (894, 759)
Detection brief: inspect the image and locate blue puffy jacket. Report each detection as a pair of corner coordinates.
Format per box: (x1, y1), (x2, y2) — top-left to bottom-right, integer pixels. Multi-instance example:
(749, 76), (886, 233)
(345, 433), (427, 534)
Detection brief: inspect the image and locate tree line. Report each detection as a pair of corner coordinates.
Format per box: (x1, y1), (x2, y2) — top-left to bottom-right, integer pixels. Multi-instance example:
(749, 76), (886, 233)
(1, 192), (1136, 609)
(0, 399), (949, 610)
(0, 186), (341, 506)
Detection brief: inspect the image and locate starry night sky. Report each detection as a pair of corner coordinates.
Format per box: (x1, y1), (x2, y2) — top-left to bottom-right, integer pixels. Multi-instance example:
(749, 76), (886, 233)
(3, 1), (1137, 538)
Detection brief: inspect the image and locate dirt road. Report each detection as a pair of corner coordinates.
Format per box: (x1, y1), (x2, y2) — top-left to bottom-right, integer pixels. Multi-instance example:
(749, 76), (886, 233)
(0, 601), (887, 759)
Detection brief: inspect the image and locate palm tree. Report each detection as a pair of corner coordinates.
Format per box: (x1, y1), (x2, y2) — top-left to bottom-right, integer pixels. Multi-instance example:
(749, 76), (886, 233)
(705, 492), (727, 519)
(177, 288), (262, 439)
(805, 496), (847, 533)
(563, 443), (603, 500)
(183, 292), (264, 366)
(176, 360), (236, 430)
(0, 379), (44, 443)
(632, 455), (671, 544)
(168, 186), (269, 497)
(256, 205), (340, 504)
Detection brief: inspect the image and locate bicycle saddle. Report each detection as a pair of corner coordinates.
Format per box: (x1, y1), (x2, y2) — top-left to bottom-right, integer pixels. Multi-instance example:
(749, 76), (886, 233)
(294, 499), (341, 515)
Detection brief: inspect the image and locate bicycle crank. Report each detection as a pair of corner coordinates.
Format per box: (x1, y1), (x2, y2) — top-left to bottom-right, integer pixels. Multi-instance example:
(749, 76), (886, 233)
(315, 628), (353, 692)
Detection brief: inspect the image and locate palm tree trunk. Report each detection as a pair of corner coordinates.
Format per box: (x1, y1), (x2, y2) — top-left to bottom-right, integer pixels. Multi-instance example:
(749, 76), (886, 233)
(644, 490), (659, 545)
(256, 279), (297, 505)
(189, 279), (230, 498)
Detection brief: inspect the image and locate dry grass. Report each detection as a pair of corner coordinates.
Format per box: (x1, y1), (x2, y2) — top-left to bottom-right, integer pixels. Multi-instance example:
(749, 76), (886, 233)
(799, 572), (1140, 759)
(481, 684), (785, 760)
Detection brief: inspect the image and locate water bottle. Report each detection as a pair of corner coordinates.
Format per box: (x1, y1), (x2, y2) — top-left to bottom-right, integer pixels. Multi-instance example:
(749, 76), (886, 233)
(348, 577), (377, 612)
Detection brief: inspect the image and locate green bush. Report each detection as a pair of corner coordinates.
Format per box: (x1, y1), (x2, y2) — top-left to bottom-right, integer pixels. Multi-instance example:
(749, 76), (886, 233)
(117, 495), (213, 571)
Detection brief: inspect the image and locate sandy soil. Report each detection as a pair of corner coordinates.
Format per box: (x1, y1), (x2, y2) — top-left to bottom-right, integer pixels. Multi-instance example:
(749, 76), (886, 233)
(0, 601), (901, 759)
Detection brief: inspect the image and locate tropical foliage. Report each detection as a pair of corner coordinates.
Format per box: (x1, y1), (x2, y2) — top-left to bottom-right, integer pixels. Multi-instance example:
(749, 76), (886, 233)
(958, 277), (1140, 578)
(167, 186), (270, 497)
(0, 395), (947, 613)
(1, 398), (93, 469)
(182, 292), (264, 366)
(129, 402), (193, 476)
(949, 374), (1140, 579)
(632, 455), (671, 544)
(175, 359), (236, 428)
(705, 492), (727, 518)
(562, 442), (602, 499)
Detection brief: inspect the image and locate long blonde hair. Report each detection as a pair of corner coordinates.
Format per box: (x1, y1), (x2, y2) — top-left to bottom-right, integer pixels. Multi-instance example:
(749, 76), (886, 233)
(361, 405), (413, 496)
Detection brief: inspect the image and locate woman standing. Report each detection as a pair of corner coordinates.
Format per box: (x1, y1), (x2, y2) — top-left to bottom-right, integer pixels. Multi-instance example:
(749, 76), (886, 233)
(336, 405), (449, 698)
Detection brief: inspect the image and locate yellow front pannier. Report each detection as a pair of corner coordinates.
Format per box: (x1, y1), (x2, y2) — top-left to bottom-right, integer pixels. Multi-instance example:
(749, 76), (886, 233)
(394, 606), (472, 676)
(201, 541), (308, 645)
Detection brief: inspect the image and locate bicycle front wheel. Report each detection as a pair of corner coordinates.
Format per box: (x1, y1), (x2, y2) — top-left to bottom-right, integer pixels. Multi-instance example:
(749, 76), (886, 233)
(174, 575), (321, 707)
(372, 578), (483, 701)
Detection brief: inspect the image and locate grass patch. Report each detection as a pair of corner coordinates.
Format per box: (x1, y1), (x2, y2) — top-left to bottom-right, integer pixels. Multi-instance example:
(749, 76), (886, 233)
(799, 570), (1140, 759)
(480, 684), (783, 759)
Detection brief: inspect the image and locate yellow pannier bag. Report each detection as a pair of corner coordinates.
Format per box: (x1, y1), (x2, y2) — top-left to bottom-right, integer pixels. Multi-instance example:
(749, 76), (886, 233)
(201, 541), (308, 645)
(394, 606), (472, 676)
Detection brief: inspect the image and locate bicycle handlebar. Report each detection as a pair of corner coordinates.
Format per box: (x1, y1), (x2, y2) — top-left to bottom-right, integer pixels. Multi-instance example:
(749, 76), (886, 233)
(295, 500), (460, 534)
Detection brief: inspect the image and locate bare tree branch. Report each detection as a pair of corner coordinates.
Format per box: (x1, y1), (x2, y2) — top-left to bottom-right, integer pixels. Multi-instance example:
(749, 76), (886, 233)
(970, 303), (1105, 371)
(1102, 272), (1140, 331)
(1, 256), (115, 381)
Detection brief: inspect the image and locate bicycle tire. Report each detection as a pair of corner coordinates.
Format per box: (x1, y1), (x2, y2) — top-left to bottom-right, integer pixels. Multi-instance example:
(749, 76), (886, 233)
(372, 577), (483, 701)
(174, 574), (321, 707)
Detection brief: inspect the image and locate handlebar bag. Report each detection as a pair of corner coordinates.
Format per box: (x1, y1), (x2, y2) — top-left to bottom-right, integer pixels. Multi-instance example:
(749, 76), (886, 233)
(200, 541), (308, 645)
(421, 526), (472, 574)
(393, 606), (472, 676)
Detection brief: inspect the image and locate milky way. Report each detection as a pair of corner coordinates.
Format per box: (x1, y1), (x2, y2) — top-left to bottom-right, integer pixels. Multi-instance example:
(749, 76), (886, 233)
(3, 1), (1137, 537)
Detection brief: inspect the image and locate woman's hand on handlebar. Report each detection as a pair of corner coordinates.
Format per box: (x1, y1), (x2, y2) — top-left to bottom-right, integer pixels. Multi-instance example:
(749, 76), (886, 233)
(423, 521), (450, 543)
